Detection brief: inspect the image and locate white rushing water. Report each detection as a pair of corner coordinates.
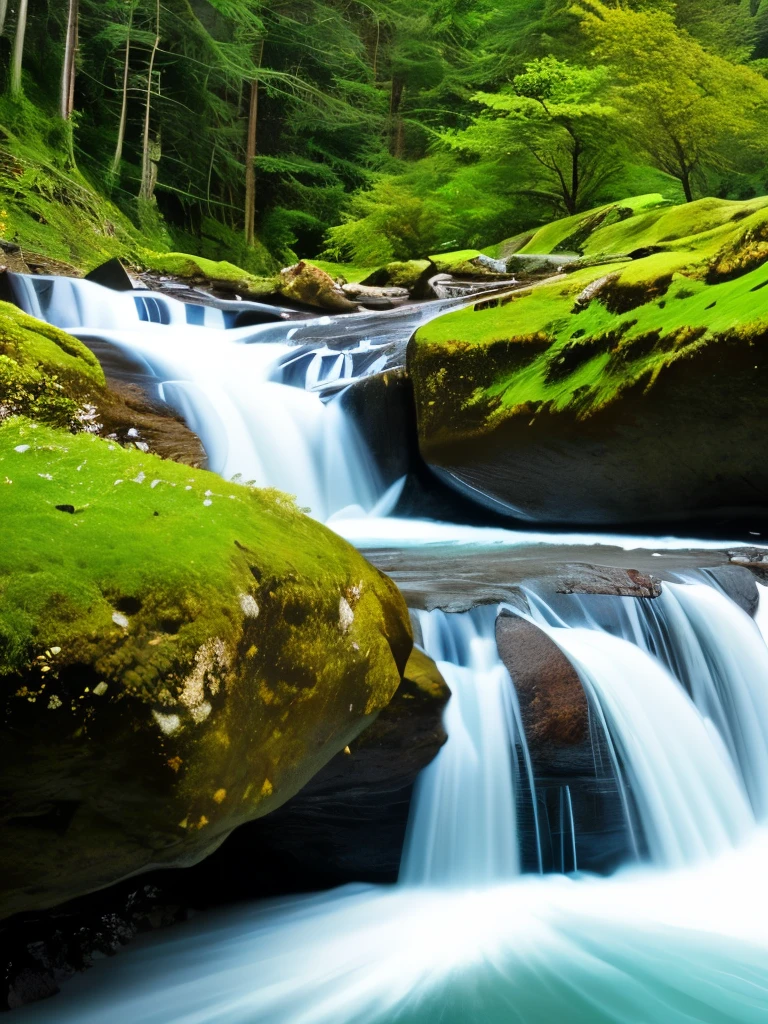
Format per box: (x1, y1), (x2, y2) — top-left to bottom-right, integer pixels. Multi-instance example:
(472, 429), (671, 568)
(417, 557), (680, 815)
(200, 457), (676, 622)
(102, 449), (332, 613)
(12, 274), (768, 1022)
(399, 608), (523, 886)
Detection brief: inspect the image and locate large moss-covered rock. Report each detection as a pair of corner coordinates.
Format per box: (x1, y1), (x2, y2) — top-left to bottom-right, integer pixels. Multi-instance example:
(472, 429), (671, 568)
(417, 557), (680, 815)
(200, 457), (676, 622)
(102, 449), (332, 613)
(409, 196), (768, 526)
(0, 300), (105, 430)
(0, 419), (411, 918)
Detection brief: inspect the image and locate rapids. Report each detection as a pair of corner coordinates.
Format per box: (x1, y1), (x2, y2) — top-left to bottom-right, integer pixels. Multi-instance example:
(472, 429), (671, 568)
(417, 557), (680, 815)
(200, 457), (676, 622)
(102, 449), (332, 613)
(10, 275), (768, 1023)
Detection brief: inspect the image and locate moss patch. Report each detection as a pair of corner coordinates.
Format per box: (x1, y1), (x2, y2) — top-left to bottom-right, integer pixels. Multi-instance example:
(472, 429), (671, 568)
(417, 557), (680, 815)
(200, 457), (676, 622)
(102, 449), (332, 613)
(429, 249), (485, 275)
(0, 301), (105, 429)
(305, 260), (375, 284)
(137, 251), (277, 298)
(0, 418), (411, 916)
(411, 195), (768, 446)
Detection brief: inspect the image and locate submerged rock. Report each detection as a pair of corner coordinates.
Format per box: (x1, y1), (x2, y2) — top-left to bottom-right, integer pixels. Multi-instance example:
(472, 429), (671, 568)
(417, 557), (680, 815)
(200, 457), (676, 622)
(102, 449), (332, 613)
(0, 419), (412, 919)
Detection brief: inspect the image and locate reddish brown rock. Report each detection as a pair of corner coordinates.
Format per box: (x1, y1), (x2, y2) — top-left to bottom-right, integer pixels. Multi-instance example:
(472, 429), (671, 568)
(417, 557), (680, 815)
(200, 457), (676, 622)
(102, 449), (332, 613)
(495, 614), (588, 749)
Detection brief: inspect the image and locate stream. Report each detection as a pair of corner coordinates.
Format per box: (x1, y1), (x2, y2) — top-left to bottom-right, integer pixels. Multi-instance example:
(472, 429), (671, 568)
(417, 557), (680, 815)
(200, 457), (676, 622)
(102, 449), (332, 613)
(10, 274), (768, 1023)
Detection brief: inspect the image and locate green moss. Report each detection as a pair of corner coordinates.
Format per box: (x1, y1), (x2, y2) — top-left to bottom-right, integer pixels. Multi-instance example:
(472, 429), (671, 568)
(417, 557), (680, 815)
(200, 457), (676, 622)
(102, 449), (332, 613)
(0, 101), (158, 271)
(429, 249), (484, 274)
(0, 301), (105, 428)
(519, 194), (669, 256)
(0, 417), (411, 915)
(360, 259), (432, 291)
(305, 260), (375, 284)
(137, 251), (277, 297)
(411, 194), (768, 445)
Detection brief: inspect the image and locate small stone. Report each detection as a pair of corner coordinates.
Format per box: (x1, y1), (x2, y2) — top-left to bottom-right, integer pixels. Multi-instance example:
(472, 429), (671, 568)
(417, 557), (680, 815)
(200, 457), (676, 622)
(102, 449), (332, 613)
(239, 594), (259, 619)
(132, 471), (146, 484)
(14, 444), (30, 453)
(152, 710), (182, 735)
(55, 504), (76, 514)
(112, 611), (129, 629)
(93, 682), (108, 696)
(127, 428), (139, 438)
(338, 596), (354, 632)
(203, 499), (212, 507)
(50, 646), (61, 655)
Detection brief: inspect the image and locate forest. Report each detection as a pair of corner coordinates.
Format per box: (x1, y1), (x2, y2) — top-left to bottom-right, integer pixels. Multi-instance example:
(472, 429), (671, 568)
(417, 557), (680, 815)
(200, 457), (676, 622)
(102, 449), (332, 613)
(3, 0), (768, 275)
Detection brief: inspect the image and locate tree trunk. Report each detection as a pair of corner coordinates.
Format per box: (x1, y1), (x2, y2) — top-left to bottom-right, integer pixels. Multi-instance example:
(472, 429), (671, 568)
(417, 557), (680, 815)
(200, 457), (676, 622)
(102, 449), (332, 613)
(680, 169), (693, 203)
(139, 0), (161, 203)
(60, 0), (79, 120)
(10, 0), (29, 97)
(0, 0), (9, 37)
(244, 39), (264, 247)
(112, 7), (133, 177)
(390, 76), (405, 157)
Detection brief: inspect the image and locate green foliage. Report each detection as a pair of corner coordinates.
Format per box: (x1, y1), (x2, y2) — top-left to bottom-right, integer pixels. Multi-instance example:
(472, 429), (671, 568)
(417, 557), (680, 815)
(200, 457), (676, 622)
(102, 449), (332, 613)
(2, 0), (768, 271)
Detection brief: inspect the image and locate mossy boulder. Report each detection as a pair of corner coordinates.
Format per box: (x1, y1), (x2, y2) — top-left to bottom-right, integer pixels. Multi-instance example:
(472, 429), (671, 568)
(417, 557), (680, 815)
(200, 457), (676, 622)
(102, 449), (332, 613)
(0, 419), (411, 918)
(277, 261), (359, 312)
(409, 195), (768, 526)
(0, 300), (105, 430)
(0, 300), (204, 465)
(138, 251), (278, 300)
(361, 260), (433, 295)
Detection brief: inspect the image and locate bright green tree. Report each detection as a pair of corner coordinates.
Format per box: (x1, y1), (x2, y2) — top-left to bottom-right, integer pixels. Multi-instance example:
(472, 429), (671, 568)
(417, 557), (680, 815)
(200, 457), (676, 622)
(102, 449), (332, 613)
(578, 0), (768, 202)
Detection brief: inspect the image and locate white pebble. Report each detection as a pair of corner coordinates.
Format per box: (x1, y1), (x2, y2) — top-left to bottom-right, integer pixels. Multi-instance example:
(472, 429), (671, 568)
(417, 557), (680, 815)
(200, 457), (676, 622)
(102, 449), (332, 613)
(239, 594), (260, 618)
(14, 444), (30, 453)
(112, 611), (129, 629)
(203, 499), (212, 507)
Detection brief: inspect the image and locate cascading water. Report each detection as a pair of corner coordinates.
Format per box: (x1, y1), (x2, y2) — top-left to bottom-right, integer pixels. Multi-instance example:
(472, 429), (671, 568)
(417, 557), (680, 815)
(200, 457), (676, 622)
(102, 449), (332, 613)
(5, 273), (426, 521)
(399, 607), (523, 886)
(527, 578), (768, 865)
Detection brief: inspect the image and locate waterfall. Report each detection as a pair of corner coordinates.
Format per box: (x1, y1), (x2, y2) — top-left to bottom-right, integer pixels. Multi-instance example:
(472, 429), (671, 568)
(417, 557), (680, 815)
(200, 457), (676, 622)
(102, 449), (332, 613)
(8, 273), (392, 522)
(526, 579), (768, 866)
(399, 607), (525, 886)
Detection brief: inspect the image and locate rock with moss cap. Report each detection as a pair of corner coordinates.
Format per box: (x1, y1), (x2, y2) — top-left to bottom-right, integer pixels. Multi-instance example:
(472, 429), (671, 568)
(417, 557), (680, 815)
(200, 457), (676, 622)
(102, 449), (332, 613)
(138, 251), (278, 300)
(409, 195), (768, 527)
(0, 418), (411, 919)
(277, 261), (359, 312)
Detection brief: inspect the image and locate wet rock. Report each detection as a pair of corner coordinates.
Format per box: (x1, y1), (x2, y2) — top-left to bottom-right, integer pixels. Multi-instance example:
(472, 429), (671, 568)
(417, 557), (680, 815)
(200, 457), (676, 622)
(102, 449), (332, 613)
(412, 333), (768, 528)
(1, 882), (184, 1010)
(496, 615), (588, 751)
(278, 262), (359, 313)
(554, 564), (661, 598)
(341, 282), (409, 301)
(701, 564), (759, 617)
(495, 612), (640, 875)
(85, 258), (134, 292)
(139, 647), (450, 899)
(340, 368), (416, 488)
